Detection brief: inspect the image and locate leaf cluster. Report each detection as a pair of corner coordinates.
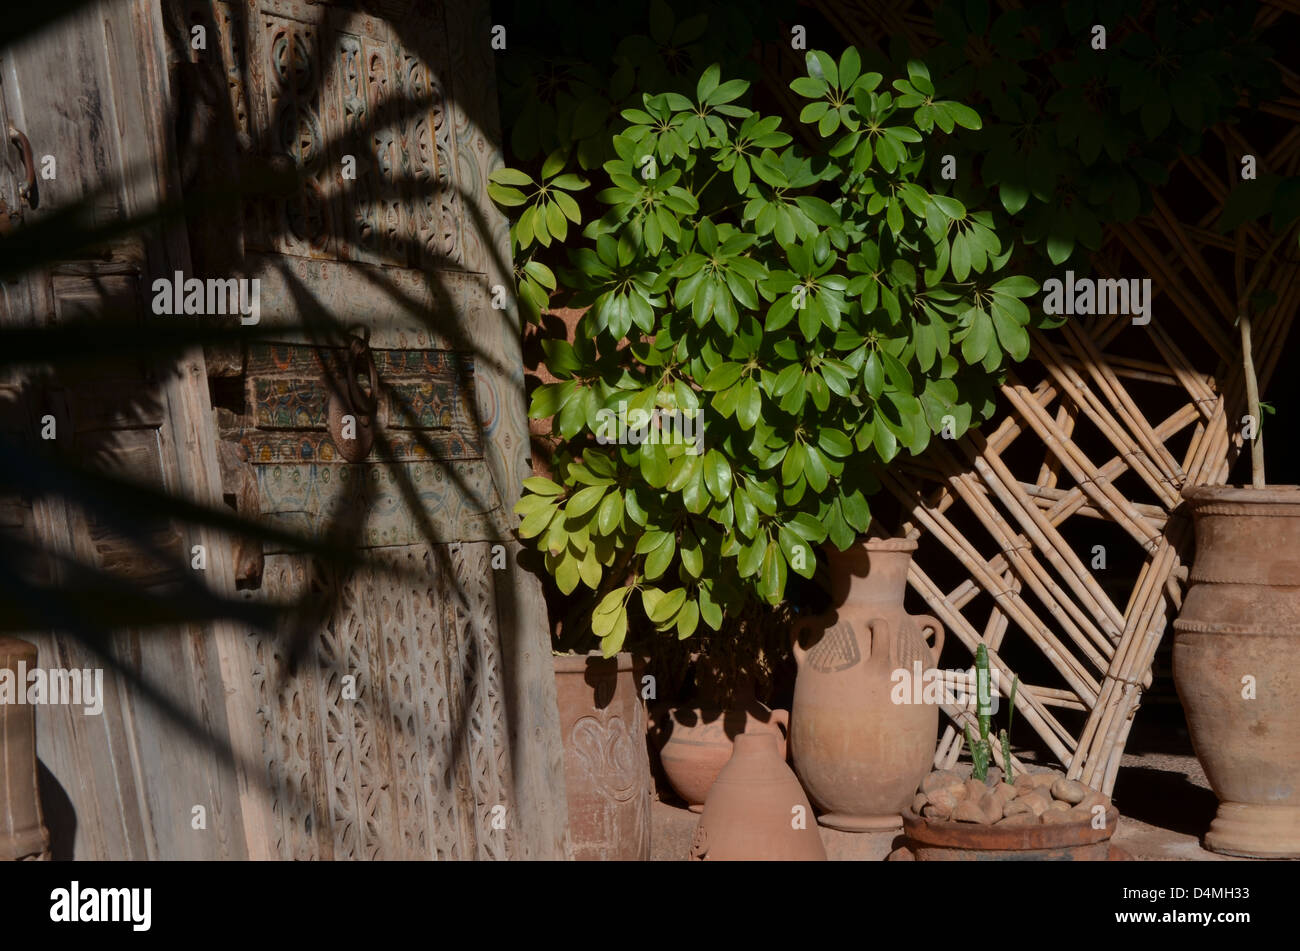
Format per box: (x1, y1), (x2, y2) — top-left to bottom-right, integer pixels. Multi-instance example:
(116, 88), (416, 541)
(498, 51), (1040, 655)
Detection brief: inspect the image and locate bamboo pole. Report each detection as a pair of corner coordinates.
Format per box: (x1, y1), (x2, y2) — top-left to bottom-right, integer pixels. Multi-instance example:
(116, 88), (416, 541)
(1003, 379), (1162, 551)
(969, 446), (1124, 645)
(906, 559), (1076, 766)
(882, 468), (1103, 704)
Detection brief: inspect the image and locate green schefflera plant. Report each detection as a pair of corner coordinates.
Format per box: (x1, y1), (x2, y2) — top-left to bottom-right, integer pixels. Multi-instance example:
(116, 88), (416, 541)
(487, 150), (591, 321)
(505, 49), (1042, 656)
(963, 643), (1018, 783)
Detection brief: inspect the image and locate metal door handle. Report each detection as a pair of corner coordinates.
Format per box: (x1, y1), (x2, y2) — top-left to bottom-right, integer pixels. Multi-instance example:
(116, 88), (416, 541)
(8, 124), (37, 208)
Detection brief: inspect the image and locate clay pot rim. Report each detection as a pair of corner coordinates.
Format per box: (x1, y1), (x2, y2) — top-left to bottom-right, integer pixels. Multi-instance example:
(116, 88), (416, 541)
(0, 636), (37, 659)
(1183, 485), (1300, 508)
(552, 650), (635, 672)
(665, 701), (783, 718)
(833, 537), (918, 552)
(901, 805), (1117, 850)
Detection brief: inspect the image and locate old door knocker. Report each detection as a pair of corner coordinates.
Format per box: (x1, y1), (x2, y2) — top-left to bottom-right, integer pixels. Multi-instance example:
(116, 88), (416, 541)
(327, 335), (378, 462)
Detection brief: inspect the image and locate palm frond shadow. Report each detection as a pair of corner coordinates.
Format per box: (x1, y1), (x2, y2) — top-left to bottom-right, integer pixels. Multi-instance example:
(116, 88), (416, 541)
(4, 0), (536, 851)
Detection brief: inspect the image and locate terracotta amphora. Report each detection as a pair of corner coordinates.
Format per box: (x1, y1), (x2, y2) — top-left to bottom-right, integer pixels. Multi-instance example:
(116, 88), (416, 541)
(1173, 486), (1300, 858)
(791, 538), (944, 831)
(1, 637), (50, 861)
(689, 731), (826, 861)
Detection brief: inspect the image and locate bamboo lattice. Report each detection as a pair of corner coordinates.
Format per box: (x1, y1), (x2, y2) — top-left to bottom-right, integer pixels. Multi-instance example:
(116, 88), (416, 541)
(760, 1), (1300, 792)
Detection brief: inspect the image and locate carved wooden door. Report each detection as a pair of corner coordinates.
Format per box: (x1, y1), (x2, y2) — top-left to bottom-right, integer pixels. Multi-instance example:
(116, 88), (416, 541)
(178, 0), (564, 859)
(0, 0), (252, 859)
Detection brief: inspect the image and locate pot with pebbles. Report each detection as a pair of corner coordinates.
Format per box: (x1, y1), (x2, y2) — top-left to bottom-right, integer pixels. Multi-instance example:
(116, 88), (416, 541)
(897, 768), (1119, 861)
(893, 646), (1118, 860)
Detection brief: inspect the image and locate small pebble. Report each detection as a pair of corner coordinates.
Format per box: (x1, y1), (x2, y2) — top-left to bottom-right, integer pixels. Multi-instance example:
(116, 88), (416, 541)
(922, 770), (964, 794)
(1078, 791), (1109, 812)
(1041, 809), (1077, 825)
(1030, 771), (1059, 789)
(926, 788), (958, 814)
(977, 793), (1005, 823)
(911, 793), (929, 815)
(1072, 802), (1105, 821)
(952, 800), (991, 824)
(997, 812), (1038, 827)
(1002, 798), (1033, 817)
(922, 803), (953, 820)
(1051, 777), (1088, 804)
(1018, 791), (1050, 816)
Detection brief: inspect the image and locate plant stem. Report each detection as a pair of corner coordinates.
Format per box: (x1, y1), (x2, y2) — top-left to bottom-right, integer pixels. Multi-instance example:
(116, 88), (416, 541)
(1240, 312), (1266, 489)
(1234, 222), (1295, 490)
(1240, 222), (1299, 305)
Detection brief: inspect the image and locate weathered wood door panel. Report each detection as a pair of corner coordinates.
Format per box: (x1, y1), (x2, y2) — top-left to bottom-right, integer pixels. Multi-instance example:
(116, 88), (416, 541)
(1, 0), (251, 859)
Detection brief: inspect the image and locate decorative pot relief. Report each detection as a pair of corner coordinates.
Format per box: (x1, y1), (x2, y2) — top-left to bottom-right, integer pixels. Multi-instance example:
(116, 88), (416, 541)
(791, 538), (944, 831)
(570, 714), (641, 803)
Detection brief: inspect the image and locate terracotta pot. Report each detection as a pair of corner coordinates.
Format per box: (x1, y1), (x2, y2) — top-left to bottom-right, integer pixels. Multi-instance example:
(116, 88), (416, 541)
(1173, 485), (1300, 858)
(898, 806), (1118, 861)
(791, 538), (944, 831)
(689, 731), (826, 861)
(659, 704), (789, 812)
(1, 637), (50, 861)
(553, 652), (651, 860)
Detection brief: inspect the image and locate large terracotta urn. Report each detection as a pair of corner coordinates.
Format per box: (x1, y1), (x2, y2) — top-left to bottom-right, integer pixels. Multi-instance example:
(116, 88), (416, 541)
(689, 731), (826, 861)
(553, 652), (651, 860)
(1, 637), (50, 861)
(791, 537), (944, 831)
(1173, 486), (1300, 858)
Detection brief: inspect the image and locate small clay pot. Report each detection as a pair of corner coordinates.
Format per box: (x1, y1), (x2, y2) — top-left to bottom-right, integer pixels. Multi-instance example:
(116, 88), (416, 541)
(659, 705), (788, 812)
(690, 731), (826, 861)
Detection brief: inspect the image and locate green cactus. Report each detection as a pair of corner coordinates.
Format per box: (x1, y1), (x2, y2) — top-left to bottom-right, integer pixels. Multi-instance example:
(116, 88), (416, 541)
(964, 644), (1018, 783)
(1000, 673), (1018, 780)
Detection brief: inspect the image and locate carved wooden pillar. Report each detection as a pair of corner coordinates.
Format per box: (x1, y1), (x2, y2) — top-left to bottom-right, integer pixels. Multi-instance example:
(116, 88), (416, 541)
(0, 637), (50, 861)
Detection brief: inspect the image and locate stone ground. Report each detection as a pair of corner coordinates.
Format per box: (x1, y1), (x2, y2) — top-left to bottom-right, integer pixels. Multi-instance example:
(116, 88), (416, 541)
(651, 705), (1246, 861)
